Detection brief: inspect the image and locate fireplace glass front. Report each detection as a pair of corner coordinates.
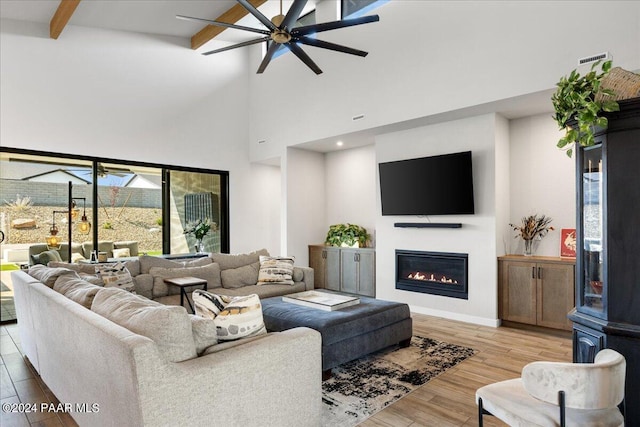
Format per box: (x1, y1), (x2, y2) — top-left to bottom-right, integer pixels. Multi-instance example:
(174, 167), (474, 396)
(395, 250), (468, 299)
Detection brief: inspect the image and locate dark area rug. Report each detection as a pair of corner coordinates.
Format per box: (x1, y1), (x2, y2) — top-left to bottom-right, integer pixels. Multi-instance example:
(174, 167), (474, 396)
(322, 335), (476, 427)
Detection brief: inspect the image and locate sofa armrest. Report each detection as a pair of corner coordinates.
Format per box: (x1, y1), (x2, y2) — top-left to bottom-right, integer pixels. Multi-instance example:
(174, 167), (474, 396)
(295, 266), (315, 290)
(137, 327), (322, 426)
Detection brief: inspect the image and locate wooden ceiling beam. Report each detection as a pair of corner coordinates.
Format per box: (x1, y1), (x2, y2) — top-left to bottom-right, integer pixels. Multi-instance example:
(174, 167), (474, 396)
(50, 0), (81, 39)
(190, 0), (268, 50)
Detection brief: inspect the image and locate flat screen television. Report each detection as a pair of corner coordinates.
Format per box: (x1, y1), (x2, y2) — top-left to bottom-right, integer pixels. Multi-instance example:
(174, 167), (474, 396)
(379, 151), (475, 216)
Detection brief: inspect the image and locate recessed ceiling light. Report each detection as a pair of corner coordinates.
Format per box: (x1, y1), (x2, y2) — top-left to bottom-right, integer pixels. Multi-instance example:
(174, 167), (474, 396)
(336, 141), (344, 147)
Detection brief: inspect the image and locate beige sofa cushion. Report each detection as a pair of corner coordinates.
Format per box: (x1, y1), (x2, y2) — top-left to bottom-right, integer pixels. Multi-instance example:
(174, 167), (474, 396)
(139, 255), (212, 274)
(149, 263), (222, 298)
(28, 264), (78, 288)
(53, 276), (102, 309)
(210, 249), (269, 270)
(48, 261), (96, 274)
(220, 262), (260, 289)
(91, 287), (197, 362)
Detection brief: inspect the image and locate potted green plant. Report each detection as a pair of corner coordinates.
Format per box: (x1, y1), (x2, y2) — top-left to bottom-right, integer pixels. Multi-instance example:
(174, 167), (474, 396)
(325, 223), (371, 248)
(184, 218), (214, 253)
(552, 60), (620, 157)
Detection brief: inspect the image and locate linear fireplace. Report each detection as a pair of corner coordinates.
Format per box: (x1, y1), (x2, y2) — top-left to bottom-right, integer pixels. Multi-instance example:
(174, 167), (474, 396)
(395, 250), (468, 299)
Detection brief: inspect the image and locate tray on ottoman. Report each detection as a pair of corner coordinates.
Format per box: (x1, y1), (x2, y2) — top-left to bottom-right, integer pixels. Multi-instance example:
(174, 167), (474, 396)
(262, 292), (412, 379)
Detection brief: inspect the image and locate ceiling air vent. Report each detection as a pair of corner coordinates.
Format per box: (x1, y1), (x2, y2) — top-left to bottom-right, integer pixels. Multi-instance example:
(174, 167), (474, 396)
(578, 52), (610, 66)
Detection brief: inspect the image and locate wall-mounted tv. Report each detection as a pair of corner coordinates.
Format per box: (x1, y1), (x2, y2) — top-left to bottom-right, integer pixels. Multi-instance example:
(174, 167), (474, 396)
(379, 151), (475, 216)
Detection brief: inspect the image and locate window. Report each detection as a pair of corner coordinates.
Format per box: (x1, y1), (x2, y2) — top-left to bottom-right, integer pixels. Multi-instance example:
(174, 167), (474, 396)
(0, 148), (229, 261)
(341, 0), (388, 19)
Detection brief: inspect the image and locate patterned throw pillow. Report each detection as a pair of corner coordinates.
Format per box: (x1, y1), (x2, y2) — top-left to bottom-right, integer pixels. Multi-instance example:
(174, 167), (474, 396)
(96, 262), (136, 293)
(257, 256), (295, 285)
(192, 290), (266, 341)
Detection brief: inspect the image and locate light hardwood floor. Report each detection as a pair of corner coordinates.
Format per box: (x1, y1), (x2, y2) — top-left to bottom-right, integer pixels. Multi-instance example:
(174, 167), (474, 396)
(0, 314), (572, 427)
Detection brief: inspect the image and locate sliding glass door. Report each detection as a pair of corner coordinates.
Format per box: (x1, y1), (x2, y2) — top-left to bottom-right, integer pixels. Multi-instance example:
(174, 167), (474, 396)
(168, 170), (223, 254)
(0, 148), (229, 261)
(94, 162), (163, 256)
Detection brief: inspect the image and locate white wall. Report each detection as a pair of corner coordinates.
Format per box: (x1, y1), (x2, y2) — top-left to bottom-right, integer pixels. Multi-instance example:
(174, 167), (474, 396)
(375, 114), (499, 326)
(249, 1), (640, 161)
(325, 145), (377, 245)
(495, 115), (511, 257)
(298, 110), (575, 325)
(284, 147), (326, 265)
(0, 18), (283, 254)
(508, 114), (575, 256)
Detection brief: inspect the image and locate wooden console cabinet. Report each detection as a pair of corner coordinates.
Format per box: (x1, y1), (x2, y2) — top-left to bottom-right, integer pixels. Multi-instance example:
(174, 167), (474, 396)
(498, 255), (575, 331)
(309, 245), (375, 297)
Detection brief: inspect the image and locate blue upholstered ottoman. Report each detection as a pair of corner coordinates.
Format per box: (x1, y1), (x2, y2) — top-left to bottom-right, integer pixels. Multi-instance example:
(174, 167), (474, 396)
(261, 294), (412, 378)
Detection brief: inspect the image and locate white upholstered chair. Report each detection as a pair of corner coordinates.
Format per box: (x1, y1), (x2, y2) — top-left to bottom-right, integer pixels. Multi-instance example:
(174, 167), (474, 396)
(476, 349), (626, 427)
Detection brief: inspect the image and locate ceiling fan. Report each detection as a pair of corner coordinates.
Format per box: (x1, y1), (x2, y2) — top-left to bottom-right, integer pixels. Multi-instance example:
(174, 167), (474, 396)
(9, 158), (131, 178)
(177, 0), (379, 74)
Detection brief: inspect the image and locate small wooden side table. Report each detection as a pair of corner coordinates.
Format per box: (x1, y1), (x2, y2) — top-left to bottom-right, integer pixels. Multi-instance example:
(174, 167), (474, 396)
(163, 276), (208, 313)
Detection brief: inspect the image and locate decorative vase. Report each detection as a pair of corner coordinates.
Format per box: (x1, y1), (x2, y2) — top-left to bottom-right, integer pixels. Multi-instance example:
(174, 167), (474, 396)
(195, 239), (205, 254)
(523, 239), (534, 256)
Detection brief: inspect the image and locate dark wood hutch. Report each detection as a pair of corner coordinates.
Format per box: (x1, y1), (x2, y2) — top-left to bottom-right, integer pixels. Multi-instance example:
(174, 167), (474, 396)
(568, 98), (640, 424)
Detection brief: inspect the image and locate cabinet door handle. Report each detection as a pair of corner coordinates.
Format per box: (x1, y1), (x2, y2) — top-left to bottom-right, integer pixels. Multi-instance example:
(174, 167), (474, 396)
(532, 267), (535, 279)
(322, 250), (326, 259)
(538, 267), (542, 279)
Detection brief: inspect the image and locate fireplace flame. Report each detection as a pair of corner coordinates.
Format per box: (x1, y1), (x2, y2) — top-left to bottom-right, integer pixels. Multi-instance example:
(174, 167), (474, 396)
(407, 271), (458, 284)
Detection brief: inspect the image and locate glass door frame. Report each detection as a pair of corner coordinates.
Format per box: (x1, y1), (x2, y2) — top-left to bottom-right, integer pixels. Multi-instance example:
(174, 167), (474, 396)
(576, 137), (607, 320)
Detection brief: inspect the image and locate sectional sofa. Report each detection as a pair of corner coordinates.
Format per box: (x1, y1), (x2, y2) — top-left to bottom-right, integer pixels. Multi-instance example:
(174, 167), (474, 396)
(12, 256), (322, 426)
(46, 249), (314, 307)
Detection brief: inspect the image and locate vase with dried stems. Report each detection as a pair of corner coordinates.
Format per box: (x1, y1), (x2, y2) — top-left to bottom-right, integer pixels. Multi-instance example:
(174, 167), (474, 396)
(509, 214), (554, 256)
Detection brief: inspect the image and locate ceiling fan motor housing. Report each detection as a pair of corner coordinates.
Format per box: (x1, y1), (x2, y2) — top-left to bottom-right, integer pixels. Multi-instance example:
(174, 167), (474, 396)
(270, 14), (291, 43)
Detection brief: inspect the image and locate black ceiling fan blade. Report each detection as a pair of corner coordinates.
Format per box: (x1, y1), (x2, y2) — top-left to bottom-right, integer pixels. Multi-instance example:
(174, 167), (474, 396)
(176, 15), (270, 35)
(288, 42), (322, 74)
(257, 42), (284, 74)
(236, 0), (278, 31)
(202, 36), (270, 56)
(280, 0), (308, 31)
(292, 14), (379, 37)
(297, 36), (368, 57)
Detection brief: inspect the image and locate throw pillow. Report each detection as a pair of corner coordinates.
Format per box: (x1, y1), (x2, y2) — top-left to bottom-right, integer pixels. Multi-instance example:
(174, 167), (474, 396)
(220, 262), (260, 289)
(91, 287), (197, 362)
(257, 256), (295, 285)
(96, 262), (136, 293)
(30, 250), (63, 266)
(71, 252), (87, 263)
(192, 290), (266, 342)
(112, 248), (130, 258)
(27, 264), (78, 288)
